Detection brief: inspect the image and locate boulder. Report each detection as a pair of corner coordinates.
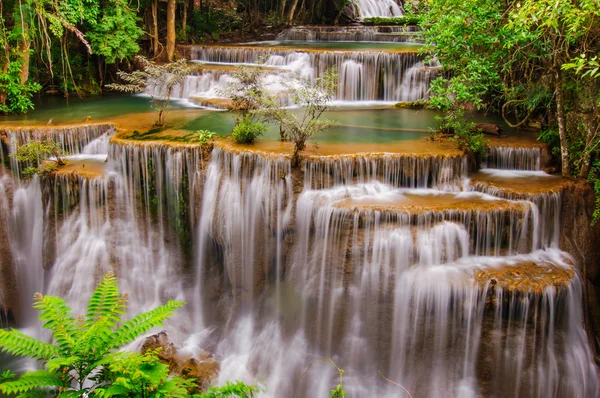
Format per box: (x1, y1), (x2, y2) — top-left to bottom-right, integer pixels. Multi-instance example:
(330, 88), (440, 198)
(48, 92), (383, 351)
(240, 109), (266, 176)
(475, 123), (503, 137)
(141, 331), (220, 391)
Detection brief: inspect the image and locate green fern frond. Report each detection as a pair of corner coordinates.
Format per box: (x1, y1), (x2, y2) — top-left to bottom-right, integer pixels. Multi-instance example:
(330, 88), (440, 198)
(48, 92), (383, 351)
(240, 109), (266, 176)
(109, 300), (185, 349)
(33, 294), (78, 355)
(46, 356), (80, 373)
(85, 272), (126, 328)
(0, 329), (59, 360)
(15, 390), (49, 398)
(0, 370), (64, 395)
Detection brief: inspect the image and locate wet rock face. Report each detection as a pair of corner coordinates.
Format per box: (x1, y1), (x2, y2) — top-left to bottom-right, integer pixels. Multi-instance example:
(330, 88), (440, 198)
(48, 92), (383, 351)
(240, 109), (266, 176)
(560, 179), (600, 349)
(141, 332), (219, 391)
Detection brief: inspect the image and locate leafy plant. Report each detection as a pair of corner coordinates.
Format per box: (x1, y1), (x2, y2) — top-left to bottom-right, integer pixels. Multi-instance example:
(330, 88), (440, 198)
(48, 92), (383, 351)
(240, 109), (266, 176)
(107, 56), (197, 127)
(10, 137), (67, 178)
(94, 348), (194, 397)
(231, 115), (267, 144)
(0, 59), (41, 115)
(195, 130), (217, 145)
(199, 381), (260, 398)
(0, 272), (184, 396)
(436, 107), (488, 165)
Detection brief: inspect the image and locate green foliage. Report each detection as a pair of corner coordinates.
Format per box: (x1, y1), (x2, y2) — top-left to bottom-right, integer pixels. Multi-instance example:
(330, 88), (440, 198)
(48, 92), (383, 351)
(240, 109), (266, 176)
(95, 349), (194, 397)
(589, 160), (600, 225)
(563, 54), (600, 79)
(88, 0), (144, 64)
(189, 9), (242, 41)
(10, 137), (66, 178)
(436, 107), (489, 164)
(420, 0), (505, 111)
(0, 59), (41, 114)
(231, 115), (266, 144)
(199, 381), (260, 398)
(362, 16), (421, 26)
(0, 272), (184, 396)
(195, 130), (217, 145)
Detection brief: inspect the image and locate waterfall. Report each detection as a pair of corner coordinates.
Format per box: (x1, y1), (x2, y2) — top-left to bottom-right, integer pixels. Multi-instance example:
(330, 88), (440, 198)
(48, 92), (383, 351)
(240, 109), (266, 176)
(176, 47), (427, 103)
(0, 174), (45, 327)
(486, 146), (542, 170)
(303, 153), (468, 190)
(0, 136), (596, 397)
(277, 26), (421, 42)
(355, 0), (403, 18)
(195, 147), (293, 321)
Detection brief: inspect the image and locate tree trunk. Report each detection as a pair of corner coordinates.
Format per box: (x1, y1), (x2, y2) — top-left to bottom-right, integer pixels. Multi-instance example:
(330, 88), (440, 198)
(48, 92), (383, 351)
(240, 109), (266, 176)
(279, 0), (288, 23)
(286, 0), (299, 26)
(182, 0), (188, 42)
(555, 68), (571, 177)
(152, 0), (159, 58)
(166, 0), (176, 61)
(18, 40), (30, 85)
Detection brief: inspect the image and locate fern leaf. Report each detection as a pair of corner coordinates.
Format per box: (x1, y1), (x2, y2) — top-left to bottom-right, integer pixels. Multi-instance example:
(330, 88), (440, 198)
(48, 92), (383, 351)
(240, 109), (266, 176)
(84, 272), (126, 328)
(0, 329), (59, 360)
(109, 300), (184, 349)
(0, 370), (64, 395)
(33, 294), (78, 355)
(15, 390), (49, 398)
(46, 356), (80, 373)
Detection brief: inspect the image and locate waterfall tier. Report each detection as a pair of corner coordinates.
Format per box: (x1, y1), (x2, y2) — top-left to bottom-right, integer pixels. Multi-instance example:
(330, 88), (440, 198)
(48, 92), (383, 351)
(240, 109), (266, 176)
(354, 0), (403, 18)
(174, 46), (435, 103)
(304, 152), (467, 189)
(486, 145), (543, 170)
(0, 130), (597, 398)
(277, 26), (422, 42)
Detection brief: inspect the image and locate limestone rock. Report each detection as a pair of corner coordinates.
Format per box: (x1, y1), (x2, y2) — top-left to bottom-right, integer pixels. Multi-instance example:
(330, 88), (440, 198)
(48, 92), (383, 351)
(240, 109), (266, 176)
(141, 331), (220, 391)
(475, 123), (503, 137)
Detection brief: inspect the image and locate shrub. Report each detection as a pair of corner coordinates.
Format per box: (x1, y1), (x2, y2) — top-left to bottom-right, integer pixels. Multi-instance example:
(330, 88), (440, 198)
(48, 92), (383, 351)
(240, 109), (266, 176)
(195, 129), (217, 145)
(231, 116), (267, 144)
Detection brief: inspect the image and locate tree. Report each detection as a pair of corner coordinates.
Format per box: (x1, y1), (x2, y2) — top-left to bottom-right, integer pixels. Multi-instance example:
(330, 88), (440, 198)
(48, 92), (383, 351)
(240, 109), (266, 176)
(88, 0), (144, 65)
(218, 64), (269, 123)
(257, 68), (338, 166)
(10, 137), (67, 178)
(107, 56), (197, 126)
(167, 0), (177, 61)
(0, 272), (184, 396)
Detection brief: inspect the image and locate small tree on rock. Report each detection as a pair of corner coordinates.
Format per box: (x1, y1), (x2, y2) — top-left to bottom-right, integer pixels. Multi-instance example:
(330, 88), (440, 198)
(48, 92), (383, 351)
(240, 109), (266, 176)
(107, 56), (196, 127)
(257, 68), (338, 166)
(10, 137), (67, 178)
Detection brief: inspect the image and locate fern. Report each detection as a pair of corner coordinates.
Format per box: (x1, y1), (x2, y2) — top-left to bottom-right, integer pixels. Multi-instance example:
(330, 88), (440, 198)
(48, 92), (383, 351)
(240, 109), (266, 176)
(0, 370), (65, 395)
(109, 300), (184, 350)
(0, 329), (59, 360)
(0, 272), (184, 397)
(33, 294), (79, 354)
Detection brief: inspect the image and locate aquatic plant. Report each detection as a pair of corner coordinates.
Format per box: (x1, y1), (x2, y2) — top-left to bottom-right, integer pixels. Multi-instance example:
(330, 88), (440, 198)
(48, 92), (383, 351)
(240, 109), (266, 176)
(232, 115), (267, 144)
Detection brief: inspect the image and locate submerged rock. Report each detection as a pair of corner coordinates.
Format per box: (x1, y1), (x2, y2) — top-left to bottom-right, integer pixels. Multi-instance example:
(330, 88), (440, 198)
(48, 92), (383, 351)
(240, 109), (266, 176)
(141, 332), (220, 391)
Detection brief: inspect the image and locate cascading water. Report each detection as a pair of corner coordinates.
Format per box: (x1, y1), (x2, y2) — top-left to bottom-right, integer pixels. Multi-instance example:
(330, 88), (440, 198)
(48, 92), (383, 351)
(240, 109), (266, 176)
(277, 26), (421, 42)
(354, 0), (403, 18)
(168, 47), (433, 104)
(1, 18), (598, 398)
